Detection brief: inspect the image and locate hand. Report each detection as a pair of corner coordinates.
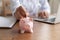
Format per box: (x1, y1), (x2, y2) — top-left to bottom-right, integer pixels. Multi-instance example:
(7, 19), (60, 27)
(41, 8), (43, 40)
(14, 6), (29, 20)
(38, 11), (49, 19)
(14, 10), (20, 20)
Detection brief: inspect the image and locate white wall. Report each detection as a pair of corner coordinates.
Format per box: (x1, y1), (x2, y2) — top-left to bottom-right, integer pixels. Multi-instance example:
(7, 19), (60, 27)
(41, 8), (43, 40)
(0, 0), (60, 15)
(49, 0), (60, 14)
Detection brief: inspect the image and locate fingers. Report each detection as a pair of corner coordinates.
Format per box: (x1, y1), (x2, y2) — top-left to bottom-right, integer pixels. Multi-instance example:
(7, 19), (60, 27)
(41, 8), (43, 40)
(44, 12), (49, 18)
(15, 6), (29, 20)
(19, 6), (29, 18)
(41, 12), (45, 18)
(38, 11), (49, 19)
(38, 12), (45, 18)
(38, 12), (41, 17)
(14, 9), (22, 20)
(15, 12), (20, 20)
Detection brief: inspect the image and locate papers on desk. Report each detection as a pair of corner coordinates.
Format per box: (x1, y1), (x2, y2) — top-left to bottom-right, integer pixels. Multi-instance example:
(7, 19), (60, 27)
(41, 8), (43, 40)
(33, 15), (56, 22)
(0, 16), (16, 28)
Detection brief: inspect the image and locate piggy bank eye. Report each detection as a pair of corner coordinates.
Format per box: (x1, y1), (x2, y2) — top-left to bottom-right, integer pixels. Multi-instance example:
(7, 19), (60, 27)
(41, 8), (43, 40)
(29, 18), (33, 21)
(21, 20), (25, 23)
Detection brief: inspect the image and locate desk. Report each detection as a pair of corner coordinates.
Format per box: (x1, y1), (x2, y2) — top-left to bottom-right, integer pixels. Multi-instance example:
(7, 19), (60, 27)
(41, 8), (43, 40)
(0, 21), (60, 40)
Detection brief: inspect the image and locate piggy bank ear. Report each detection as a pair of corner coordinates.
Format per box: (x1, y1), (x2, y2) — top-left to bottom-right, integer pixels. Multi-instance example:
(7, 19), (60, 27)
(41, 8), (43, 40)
(20, 19), (25, 23)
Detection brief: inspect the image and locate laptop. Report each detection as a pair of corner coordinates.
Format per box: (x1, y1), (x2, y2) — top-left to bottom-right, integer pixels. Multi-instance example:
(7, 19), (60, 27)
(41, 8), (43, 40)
(34, 3), (60, 24)
(0, 16), (17, 28)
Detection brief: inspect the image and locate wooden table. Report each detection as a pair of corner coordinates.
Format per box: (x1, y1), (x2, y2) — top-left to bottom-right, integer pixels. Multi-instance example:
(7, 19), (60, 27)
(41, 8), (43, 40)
(0, 21), (60, 40)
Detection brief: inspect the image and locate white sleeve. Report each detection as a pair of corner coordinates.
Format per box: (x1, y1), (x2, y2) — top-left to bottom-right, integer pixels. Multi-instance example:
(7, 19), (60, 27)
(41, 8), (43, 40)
(10, 0), (21, 16)
(39, 0), (51, 14)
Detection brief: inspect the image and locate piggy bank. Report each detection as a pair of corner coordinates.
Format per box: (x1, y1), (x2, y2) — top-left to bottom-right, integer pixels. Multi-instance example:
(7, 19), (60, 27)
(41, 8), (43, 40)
(19, 17), (33, 33)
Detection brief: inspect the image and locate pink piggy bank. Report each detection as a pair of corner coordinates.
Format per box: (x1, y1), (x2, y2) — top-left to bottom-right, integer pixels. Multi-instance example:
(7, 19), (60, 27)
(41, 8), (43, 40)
(19, 17), (33, 33)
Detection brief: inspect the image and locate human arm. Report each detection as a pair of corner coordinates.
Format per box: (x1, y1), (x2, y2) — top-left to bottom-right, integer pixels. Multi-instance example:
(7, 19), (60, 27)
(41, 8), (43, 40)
(38, 0), (50, 18)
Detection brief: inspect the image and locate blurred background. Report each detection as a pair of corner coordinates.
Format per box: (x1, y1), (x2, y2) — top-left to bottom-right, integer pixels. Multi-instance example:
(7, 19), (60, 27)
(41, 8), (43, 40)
(0, 0), (12, 16)
(0, 0), (60, 16)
